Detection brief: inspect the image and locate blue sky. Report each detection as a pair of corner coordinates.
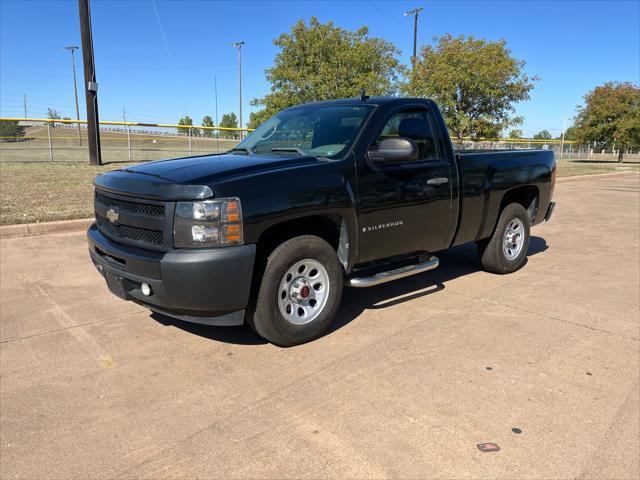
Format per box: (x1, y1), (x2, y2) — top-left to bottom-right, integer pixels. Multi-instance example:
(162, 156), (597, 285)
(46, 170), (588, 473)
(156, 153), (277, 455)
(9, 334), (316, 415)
(1, 0), (639, 136)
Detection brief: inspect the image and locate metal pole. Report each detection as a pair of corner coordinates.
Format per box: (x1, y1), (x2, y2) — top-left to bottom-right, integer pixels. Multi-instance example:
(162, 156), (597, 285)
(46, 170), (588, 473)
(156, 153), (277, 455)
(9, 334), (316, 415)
(559, 117), (567, 158)
(47, 122), (53, 162)
(78, 0), (102, 165)
(127, 124), (131, 162)
(23, 94), (27, 118)
(214, 75), (219, 153)
(233, 41), (244, 138)
(404, 7), (424, 69)
(188, 127), (192, 155)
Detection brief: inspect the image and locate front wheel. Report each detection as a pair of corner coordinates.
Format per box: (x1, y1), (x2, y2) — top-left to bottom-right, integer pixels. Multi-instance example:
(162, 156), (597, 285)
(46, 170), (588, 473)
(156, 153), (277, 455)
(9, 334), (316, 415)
(248, 235), (343, 346)
(477, 203), (531, 274)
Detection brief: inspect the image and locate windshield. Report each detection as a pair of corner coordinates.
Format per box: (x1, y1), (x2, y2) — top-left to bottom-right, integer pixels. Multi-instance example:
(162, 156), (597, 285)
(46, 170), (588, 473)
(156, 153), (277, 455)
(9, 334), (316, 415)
(234, 104), (373, 158)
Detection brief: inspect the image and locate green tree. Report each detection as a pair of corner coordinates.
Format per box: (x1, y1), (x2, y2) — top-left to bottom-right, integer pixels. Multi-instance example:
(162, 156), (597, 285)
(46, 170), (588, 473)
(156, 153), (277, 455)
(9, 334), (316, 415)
(404, 34), (537, 142)
(0, 120), (26, 142)
(533, 129), (552, 140)
(249, 17), (402, 128)
(201, 115), (214, 138)
(508, 129), (523, 138)
(219, 112), (239, 139)
(572, 82), (640, 162)
(47, 108), (61, 128)
(177, 115), (193, 135)
(562, 125), (579, 142)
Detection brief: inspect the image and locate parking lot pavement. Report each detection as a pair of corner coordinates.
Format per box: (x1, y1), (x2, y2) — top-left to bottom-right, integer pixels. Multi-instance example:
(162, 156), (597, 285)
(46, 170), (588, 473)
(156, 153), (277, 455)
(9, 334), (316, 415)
(1, 174), (638, 480)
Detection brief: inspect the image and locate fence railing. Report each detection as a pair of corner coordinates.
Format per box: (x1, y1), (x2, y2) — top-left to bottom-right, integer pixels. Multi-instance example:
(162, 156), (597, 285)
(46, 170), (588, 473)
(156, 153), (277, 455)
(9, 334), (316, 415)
(0, 118), (253, 163)
(1, 117), (637, 164)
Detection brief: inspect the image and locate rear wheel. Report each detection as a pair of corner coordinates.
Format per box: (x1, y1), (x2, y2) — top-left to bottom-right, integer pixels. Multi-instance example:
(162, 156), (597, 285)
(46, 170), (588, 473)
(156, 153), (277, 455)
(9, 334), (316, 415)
(249, 235), (343, 346)
(477, 203), (530, 274)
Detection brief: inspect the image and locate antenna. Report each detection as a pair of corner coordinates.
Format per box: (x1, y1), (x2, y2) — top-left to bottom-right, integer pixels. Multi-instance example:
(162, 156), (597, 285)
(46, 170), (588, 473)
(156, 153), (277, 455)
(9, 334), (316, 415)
(360, 89), (369, 101)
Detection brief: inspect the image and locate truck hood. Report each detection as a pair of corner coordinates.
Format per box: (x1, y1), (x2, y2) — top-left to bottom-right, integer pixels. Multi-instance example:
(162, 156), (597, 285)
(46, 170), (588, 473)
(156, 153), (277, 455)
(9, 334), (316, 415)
(94, 153), (321, 201)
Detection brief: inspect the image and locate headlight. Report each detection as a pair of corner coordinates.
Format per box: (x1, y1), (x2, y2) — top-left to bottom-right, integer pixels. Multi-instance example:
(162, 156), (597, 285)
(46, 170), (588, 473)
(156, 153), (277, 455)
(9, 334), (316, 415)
(174, 198), (243, 247)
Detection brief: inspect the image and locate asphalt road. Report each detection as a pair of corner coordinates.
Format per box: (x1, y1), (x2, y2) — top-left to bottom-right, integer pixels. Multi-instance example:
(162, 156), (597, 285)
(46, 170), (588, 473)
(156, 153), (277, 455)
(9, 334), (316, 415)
(1, 174), (638, 479)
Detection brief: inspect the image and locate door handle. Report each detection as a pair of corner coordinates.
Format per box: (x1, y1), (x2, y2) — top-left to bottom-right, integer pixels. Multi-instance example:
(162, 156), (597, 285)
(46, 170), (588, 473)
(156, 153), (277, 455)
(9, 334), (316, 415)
(427, 177), (449, 186)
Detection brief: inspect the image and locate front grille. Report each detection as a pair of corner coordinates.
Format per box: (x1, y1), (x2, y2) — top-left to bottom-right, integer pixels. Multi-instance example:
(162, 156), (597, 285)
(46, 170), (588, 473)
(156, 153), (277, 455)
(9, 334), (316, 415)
(97, 217), (164, 245)
(94, 191), (171, 250)
(95, 192), (164, 216)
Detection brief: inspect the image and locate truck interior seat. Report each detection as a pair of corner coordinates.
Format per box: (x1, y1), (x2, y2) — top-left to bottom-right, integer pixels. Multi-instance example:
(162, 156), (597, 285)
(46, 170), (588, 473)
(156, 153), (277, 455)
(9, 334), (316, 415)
(312, 121), (355, 148)
(398, 117), (436, 159)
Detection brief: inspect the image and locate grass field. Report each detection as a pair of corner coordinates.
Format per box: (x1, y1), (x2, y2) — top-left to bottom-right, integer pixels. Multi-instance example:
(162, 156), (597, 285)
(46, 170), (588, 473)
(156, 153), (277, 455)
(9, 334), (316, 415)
(0, 159), (638, 225)
(0, 125), (238, 163)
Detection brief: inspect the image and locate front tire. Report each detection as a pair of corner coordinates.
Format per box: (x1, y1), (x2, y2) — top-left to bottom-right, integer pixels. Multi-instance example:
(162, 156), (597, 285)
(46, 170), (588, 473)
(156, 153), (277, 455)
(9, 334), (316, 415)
(477, 203), (531, 274)
(249, 235), (343, 346)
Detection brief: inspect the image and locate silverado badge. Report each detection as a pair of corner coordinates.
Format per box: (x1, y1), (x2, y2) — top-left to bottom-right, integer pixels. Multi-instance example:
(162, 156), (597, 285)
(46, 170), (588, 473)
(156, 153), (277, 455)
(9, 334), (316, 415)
(106, 208), (120, 224)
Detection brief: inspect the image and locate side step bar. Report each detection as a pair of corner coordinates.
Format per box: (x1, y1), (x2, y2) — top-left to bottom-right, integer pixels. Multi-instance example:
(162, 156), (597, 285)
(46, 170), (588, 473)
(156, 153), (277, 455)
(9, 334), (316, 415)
(347, 256), (439, 288)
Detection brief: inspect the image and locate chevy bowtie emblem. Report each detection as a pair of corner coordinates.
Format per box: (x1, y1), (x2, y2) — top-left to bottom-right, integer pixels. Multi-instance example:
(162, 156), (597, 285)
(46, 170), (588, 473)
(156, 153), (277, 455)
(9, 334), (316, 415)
(106, 208), (120, 224)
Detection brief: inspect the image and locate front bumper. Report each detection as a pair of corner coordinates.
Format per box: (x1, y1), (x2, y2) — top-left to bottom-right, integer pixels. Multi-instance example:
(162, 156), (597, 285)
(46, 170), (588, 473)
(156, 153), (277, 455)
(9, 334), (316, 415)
(87, 223), (256, 325)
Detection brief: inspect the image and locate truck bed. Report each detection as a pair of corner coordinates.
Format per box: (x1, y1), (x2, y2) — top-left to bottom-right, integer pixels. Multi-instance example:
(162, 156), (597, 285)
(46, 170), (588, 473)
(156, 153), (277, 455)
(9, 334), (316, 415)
(452, 149), (555, 246)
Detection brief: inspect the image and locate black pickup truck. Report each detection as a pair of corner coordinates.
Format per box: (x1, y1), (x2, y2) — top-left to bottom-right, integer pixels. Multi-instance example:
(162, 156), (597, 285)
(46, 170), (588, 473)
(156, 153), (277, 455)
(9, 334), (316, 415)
(88, 97), (556, 346)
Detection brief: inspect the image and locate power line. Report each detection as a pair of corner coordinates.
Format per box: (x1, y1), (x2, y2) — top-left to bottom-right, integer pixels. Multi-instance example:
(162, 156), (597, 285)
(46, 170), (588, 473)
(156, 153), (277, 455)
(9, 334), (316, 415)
(151, 0), (189, 117)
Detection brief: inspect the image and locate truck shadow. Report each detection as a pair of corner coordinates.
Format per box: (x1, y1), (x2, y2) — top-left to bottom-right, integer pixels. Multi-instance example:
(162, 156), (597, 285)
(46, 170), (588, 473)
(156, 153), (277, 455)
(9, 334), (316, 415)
(151, 236), (548, 346)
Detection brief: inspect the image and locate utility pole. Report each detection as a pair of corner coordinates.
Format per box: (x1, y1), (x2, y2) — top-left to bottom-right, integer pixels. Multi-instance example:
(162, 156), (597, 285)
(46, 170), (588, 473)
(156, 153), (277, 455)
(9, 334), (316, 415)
(23, 95), (27, 118)
(214, 75), (219, 153)
(62, 45), (82, 145)
(78, 0), (102, 165)
(404, 7), (424, 69)
(122, 107), (126, 124)
(232, 41), (244, 138)
(214, 76), (219, 132)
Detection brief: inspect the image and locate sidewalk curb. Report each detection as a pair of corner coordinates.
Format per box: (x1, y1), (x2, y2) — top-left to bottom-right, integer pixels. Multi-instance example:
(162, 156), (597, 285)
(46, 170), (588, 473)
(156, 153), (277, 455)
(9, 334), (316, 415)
(0, 218), (93, 238)
(557, 170), (638, 183)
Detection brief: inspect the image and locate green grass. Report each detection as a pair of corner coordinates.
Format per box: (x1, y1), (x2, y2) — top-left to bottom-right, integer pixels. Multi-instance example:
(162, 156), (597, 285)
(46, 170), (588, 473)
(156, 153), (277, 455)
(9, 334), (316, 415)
(0, 159), (638, 226)
(555, 159), (639, 177)
(0, 162), (138, 225)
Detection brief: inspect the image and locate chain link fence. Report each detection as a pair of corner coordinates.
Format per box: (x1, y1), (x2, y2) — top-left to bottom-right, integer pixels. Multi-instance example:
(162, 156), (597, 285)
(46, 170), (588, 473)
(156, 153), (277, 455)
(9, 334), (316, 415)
(0, 118), (248, 163)
(1, 118), (638, 163)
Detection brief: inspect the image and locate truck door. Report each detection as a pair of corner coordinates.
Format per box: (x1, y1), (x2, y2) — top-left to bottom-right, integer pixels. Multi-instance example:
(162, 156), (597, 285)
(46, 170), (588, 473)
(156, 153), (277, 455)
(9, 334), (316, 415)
(356, 107), (454, 264)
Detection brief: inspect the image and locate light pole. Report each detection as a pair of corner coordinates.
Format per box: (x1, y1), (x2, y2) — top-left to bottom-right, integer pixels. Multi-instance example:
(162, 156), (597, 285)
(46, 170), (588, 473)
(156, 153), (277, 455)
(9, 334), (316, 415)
(560, 117), (567, 158)
(232, 41), (244, 139)
(62, 45), (82, 145)
(404, 7), (424, 69)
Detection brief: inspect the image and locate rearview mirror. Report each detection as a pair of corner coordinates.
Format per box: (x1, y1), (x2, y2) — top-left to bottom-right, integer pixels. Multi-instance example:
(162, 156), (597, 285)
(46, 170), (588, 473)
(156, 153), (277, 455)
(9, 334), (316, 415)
(368, 138), (418, 163)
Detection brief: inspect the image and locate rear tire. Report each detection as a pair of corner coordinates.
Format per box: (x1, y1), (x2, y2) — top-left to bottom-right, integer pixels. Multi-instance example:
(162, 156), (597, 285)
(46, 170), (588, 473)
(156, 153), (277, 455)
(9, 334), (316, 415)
(248, 235), (343, 346)
(477, 203), (530, 274)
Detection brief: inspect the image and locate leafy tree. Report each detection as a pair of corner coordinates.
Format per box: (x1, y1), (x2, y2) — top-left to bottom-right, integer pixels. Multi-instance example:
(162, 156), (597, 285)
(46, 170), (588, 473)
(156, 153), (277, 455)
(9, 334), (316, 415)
(249, 17), (402, 128)
(533, 129), (552, 140)
(0, 120), (26, 142)
(562, 125), (579, 142)
(572, 82), (640, 162)
(404, 34), (537, 142)
(47, 108), (61, 128)
(508, 129), (523, 138)
(201, 115), (214, 138)
(219, 112), (239, 139)
(177, 115), (193, 135)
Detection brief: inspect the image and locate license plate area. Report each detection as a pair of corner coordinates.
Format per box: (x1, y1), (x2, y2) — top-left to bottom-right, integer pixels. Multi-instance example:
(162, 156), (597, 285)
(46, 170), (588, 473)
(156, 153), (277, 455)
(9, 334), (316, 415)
(104, 271), (130, 300)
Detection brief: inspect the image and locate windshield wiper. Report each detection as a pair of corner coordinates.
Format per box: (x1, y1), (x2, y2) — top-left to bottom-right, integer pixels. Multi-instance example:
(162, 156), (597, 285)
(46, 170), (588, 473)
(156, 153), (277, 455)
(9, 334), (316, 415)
(229, 147), (254, 155)
(270, 147), (306, 156)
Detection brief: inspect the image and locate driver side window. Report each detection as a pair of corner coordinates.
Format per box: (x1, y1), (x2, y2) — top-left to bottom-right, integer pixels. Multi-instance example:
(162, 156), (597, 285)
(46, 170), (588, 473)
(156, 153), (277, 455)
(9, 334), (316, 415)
(378, 110), (439, 161)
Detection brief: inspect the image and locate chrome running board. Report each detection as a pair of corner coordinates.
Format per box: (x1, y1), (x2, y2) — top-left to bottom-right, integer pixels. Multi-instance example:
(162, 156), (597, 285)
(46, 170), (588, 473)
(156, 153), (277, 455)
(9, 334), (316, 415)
(347, 256), (439, 288)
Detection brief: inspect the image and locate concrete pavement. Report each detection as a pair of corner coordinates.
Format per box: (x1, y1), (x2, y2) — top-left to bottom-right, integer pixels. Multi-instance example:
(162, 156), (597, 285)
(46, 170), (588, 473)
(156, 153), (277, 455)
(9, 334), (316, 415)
(1, 174), (638, 479)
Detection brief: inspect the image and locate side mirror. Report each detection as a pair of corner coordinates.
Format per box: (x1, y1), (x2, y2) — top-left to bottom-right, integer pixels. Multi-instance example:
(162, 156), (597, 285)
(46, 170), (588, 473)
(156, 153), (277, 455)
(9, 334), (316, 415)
(368, 138), (418, 163)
